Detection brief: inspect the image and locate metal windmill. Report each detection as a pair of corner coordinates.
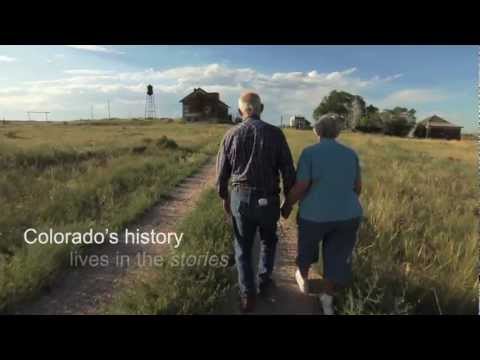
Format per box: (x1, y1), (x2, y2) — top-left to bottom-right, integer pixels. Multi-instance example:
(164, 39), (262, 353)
(145, 84), (157, 120)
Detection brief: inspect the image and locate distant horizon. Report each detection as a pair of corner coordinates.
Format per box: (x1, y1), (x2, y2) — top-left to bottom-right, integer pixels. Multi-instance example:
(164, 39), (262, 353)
(0, 45), (477, 131)
(3, 117), (475, 135)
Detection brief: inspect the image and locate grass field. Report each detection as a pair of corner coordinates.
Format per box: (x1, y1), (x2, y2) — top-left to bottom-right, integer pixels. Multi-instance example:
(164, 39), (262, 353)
(0, 119), (228, 311)
(105, 189), (234, 315)
(284, 129), (477, 314)
(0, 120), (477, 314)
(106, 127), (477, 315)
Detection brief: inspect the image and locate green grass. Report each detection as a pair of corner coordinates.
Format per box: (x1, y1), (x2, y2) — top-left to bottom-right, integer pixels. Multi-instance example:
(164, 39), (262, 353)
(0, 119), (229, 312)
(284, 129), (477, 314)
(105, 189), (234, 314)
(1, 119), (476, 314)
(106, 129), (477, 315)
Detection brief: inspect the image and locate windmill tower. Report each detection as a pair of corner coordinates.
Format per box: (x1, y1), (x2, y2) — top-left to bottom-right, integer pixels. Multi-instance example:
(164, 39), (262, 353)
(145, 84), (156, 120)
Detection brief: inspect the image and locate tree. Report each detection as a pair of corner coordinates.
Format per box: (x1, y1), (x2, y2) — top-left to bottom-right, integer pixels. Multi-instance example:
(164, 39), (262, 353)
(366, 105), (379, 117)
(312, 90), (366, 128)
(381, 107), (416, 137)
(354, 104), (383, 133)
(313, 90), (352, 119)
(355, 115), (383, 133)
(348, 96), (366, 129)
(384, 107), (416, 123)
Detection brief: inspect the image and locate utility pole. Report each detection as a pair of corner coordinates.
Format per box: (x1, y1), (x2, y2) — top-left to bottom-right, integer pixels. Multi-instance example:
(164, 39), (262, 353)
(280, 115), (283, 128)
(107, 100), (111, 120)
(91, 105), (94, 120)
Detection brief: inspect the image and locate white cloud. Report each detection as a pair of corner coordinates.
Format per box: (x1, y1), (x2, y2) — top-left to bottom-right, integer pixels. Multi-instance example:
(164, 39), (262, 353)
(66, 45), (124, 55)
(47, 54), (66, 64)
(385, 89), (446, 104)
(380, 89), (447, 107)
(1, 63), (404, 121)
(0, 55), (16, 63)
(64, 69), (114, 75)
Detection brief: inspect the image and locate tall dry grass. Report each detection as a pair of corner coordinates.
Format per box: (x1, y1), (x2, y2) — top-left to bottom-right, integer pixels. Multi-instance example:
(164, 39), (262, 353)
(285, 129), (477, 314)
(0, 120), (229, 311)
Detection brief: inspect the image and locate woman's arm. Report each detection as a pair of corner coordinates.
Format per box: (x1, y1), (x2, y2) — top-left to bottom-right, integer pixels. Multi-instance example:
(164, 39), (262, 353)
(282, 148), (311, 219)
(281, 180), (311, 218)
(354, 178), (362, 196)
(286, 180), (311, 205)
(354, 153), (362, 196)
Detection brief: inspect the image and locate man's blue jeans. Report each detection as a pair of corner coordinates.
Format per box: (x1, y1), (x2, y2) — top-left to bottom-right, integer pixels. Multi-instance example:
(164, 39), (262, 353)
(230, 187), (280, 297)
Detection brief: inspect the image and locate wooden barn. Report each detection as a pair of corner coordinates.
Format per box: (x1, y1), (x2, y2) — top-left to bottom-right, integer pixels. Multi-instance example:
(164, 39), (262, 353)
(412, 115), (463, 140)
(180, 88), (230, 122)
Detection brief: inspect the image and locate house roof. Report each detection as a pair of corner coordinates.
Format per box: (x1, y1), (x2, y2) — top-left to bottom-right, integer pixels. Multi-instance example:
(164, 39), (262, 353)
(427, 122), (463, 128)
(419, 115), (463, 128)
(179, 87), (230, 108)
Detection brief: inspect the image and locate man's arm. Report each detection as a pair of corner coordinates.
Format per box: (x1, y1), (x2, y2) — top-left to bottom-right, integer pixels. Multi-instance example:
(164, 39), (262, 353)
(277, 130), (296, 197)
(216, 135), (232, 213)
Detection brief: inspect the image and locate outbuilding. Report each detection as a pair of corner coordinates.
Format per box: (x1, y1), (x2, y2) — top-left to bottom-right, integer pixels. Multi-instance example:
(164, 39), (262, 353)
(180, 88), (230, 123)
(412, 115), (462, 140)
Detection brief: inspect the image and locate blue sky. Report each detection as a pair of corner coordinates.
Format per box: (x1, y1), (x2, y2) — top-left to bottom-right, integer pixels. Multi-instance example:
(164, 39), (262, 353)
(0, 45), (477, 130)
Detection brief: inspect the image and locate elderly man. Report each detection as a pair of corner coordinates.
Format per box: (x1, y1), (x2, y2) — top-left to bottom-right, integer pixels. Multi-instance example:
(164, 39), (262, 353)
(281, 113), (363, 315)
(216, 92), (296, 313)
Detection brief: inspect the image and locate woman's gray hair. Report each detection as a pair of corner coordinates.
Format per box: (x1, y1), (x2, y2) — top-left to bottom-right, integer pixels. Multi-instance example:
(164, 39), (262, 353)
(313, 113), (343, 138)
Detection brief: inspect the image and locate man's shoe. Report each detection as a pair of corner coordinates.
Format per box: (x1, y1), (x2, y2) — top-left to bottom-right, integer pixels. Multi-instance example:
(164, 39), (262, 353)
(258, 278), (276, 298)
(295, 269), (309, 294)
(240, 294), (256, 313)
(319, 293), (335, 315)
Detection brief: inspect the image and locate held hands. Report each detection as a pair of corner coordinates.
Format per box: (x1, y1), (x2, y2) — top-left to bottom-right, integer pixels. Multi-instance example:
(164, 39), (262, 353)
(281, 200), (293, 219)
(223, 198), (231, 216)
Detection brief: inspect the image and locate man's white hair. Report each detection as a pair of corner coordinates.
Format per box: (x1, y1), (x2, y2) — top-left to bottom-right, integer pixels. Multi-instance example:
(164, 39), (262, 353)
(238, 92), (262, 116)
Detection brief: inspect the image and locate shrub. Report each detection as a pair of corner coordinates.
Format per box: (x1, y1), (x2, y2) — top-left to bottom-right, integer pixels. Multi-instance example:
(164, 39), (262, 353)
(382, 115), (415, 137)
(355, 116), (383, 133)
(5, 131), (19, 139)
(156, 136), (178, 150)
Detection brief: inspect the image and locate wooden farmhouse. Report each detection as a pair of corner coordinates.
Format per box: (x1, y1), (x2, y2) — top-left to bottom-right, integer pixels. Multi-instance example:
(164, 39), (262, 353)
(180, 88), (230, 122)
(412, 115), (463, 140)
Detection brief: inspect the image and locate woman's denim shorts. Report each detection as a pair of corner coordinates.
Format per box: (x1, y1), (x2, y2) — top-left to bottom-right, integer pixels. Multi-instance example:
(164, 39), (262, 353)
(297, 216), (361, 286)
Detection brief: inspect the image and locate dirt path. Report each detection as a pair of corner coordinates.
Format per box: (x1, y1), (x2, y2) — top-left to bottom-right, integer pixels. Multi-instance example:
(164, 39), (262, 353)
(13, 160), (217, 315)
(251, 218), (323, 314)
(222, 216), (324, 315)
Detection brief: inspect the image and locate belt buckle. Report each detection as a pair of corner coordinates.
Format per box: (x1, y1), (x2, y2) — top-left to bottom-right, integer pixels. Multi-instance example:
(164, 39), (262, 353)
(258, 198), (268, 207)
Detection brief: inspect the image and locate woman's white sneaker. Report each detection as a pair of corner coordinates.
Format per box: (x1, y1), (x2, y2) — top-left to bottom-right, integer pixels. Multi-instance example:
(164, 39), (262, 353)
(295, 269), (309, 294)
(319, 293), (335, 315)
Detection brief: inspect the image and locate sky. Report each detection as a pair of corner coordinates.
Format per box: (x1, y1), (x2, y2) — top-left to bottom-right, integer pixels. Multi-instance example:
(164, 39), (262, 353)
(0, 45), (477, 131)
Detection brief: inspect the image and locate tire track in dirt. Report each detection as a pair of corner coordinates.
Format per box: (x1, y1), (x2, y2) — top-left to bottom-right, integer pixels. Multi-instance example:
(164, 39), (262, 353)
(12, 159), (217, 315)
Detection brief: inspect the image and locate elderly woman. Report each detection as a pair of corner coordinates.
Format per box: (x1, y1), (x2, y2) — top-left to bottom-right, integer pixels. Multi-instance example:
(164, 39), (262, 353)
(281, 113), (363, 315)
